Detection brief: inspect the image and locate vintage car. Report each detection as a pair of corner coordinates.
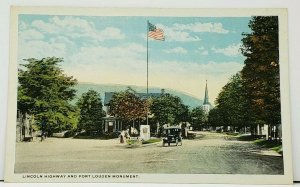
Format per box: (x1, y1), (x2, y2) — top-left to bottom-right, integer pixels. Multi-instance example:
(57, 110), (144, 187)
(162, 127), (182, 146)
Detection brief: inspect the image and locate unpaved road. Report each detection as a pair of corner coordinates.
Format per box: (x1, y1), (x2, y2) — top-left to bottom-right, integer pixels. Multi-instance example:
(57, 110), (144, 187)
(15, 132), (283, 174)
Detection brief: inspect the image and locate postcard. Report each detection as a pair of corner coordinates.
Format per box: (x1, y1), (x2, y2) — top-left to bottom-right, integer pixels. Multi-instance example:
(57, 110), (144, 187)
(5, 7), (293, 184)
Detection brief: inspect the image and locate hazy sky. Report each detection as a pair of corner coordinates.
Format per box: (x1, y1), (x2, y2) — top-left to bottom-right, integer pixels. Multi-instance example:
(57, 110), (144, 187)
(18, 15), (251, 104)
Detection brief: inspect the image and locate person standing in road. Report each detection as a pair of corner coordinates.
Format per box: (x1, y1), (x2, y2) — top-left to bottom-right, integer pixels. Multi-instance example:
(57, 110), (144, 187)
(120, 130), (125, 143)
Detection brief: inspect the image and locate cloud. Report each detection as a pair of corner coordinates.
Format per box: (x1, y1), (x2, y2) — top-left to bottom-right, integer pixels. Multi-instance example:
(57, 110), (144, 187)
(65, 42), (147, 73)
(198, 46), (205, 50)
(164, 47), (187, 54)
(195, 46), (208, 55)
(98, 27), (125, 40)
(18, 40), (67, 62)
(212, 43), (242, 56)
(165, 30), (201, 42)
(151, 60), (242, 76)
(19, 29), (44, 40)
(173, 22), (229, 34)
(32, 16), (94, 34)
(148, 60), (243, 101)
(30, 16), (125, 41)
(17, 16), (240, 102)
(64, 43), (147, 88)
(18, 35), (76, 62)
(19, 21), (28, 30)
(32, 20), (58, 34)
(201, 50), (209, 55)
(20, 34), (239, 102)
(63, 44), (243, 102)
(155, 22), (229, 42)
(17, 39), (149, 87)
(157, 24), (201, 42)
(49, 36), (75, 46)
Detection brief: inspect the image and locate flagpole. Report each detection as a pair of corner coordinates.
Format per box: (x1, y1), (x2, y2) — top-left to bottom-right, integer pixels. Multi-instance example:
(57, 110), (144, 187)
(146, 20), (149, 126)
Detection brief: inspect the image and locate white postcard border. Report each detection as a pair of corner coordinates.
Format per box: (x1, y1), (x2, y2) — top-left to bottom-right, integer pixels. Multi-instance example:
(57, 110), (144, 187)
(5, 7), (293, 184)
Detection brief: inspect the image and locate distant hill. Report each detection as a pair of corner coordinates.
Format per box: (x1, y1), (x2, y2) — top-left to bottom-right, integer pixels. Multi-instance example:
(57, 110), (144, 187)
(74, 83), (203, 108)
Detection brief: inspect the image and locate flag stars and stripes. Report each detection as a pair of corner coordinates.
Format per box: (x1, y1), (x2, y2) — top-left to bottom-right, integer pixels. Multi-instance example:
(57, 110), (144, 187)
(148, 22), (165, 41)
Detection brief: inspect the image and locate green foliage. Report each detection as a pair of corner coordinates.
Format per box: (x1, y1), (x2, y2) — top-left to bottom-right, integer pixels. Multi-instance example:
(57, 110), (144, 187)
(190, 106), (205, 130)
(271, 145), (283, 154)
(209, 16), (280, 135)
(126, 139), (142, 147)
(208, 107), (225, 127)
(18, 57), (78, 133)
(142, 138), (161, 144)
(109, 90), (147, 124)
(241, 16), (281, 126)
(254, 139), (281, 148)
(74, 83), (202, 108)
(77, 90), (105, 133)
(209, 73), (253, 130)
(254, 139), (282, 154)
(150, 93), (189, 126)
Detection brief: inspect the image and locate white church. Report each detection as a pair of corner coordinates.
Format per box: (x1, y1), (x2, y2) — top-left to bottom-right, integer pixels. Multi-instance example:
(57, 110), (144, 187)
(202, 80), (212, 114)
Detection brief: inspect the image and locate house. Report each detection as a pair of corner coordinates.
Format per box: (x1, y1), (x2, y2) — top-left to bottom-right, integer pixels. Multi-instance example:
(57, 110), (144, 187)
(16, 110), (34, 142)
(256, 124), (282, 140)
(102, 88), (162, 134)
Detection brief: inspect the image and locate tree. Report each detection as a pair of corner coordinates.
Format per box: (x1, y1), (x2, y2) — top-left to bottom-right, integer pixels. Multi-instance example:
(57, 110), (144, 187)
(109, 90), (147, 129)
(190, 106), (205, 130)
(18, 57), (78, 134)
(76, 90), (105, 134)
(208, 107), (225, 130)
(241, 16), (280, 136)
(150, 93), (188, 126)
(209, 73), (253, 132)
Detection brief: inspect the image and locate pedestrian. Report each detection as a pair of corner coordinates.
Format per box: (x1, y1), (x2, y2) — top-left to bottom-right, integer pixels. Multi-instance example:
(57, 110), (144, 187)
(124, 130), (130, 141)
(40, 131), (45, 142)
(120, 131), (125, 143)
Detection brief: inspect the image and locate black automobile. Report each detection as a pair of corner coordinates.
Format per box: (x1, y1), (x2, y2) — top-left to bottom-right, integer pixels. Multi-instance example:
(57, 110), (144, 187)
(162, 127), (182, 146)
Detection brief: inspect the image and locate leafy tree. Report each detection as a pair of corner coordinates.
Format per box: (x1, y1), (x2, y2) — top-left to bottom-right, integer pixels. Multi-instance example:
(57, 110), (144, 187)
(241, 16), (280, 136)
(109, 90), (147, 128)
(209, 73), (253, 132)
(190, 106), (205, 130)
(18, 57), (78, 134)
(77, 90), (105, 134)
(208, 107), (225, 129)
(150, 93), (189, 126)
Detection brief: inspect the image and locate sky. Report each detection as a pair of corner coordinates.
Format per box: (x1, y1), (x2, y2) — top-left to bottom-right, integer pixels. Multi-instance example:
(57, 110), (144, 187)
(18, 15), (251, 104)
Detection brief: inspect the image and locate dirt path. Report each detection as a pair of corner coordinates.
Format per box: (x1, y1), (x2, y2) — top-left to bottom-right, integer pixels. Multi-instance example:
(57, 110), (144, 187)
(15, 132), (283, 174)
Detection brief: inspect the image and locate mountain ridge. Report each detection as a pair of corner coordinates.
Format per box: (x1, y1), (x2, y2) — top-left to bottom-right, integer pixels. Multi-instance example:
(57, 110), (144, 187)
(74, 83), (203, 108)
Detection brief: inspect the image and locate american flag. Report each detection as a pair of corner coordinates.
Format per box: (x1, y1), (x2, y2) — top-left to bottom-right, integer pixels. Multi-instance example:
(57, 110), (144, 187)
(148, 22), (165, 41)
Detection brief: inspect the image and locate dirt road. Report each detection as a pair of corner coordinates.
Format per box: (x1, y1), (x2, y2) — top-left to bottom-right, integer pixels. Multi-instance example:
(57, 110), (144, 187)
(15, 132), (283, 174)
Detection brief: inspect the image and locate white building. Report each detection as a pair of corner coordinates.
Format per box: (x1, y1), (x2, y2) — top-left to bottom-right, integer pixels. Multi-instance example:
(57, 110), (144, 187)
(202, 80), (212, 114)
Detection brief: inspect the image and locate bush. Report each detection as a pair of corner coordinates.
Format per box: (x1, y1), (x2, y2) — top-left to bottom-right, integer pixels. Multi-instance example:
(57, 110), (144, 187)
(103, 132), (119, 139)
(126, 139), (142, 148)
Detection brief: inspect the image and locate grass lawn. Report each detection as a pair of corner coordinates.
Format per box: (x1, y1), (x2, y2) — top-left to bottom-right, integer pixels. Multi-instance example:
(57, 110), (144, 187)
(142, 138), (161, 144)
(253, 139), (282, 154)
(235, 134), (282, 154)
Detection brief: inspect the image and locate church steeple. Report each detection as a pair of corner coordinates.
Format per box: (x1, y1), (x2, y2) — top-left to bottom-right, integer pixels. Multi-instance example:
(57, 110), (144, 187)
(203, 80), (209, 105)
